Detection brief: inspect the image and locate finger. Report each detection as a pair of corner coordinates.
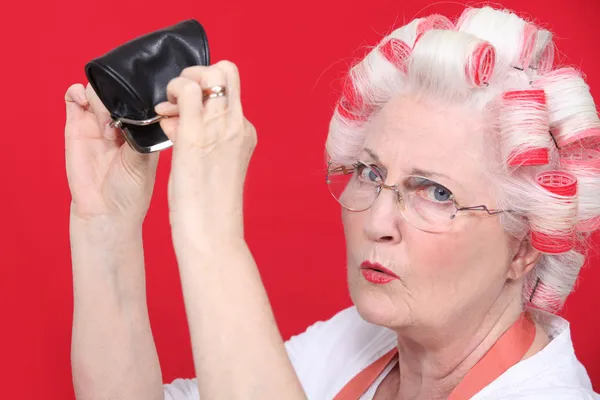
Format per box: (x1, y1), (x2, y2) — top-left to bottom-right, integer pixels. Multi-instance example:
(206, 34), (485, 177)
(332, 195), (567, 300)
(171, 78), (205, 147)
(166, 77), (203, 112)
(214, 60), (242, 112)
(121, 139), (160, 174)
(155, 101), (179, 117)
(65, 84), (89, 128)
(159, 117), (179, 142)
(65, 83), (89, 107)
(181, 65), (228, 118)
(85, 83), (119, 141)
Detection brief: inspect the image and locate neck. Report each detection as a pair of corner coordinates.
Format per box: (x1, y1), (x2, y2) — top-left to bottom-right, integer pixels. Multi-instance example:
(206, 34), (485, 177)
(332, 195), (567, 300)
(392, 285), (526, 400)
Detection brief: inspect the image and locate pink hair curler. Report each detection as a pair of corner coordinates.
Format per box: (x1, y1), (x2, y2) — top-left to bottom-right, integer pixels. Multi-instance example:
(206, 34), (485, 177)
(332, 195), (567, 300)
(526, 277), (563, 312)
(560, 147), (600, 171)
(535, 32), (555, 74)
(502, 89), (546, 103)
(530, 171), (578, 254)
(532, 68), (600, 148)
(507, 148), (549, 166)
(517, 23), (538, 71)
(536, 170), (577, 196)
(455, 7), (476, 30)
(414, 14), (455, 44)
(379, 38), (412, 74)
(553, 127), (600, 149)
(466, 42), (496, 87)
(560, 147), (600, 232)
(530, 231), (575, 254)
(336, 75), (374, 122)
(500, 89), (551, 166)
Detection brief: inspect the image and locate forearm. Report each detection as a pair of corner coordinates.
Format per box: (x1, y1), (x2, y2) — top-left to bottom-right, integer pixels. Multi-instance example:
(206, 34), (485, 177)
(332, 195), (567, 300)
(70, 213), (163, 400)
(175, 238), (306, 399)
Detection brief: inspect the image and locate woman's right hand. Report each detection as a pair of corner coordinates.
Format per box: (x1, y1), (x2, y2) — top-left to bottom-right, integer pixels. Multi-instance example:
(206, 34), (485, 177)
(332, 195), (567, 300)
(66, 83), (165, 400)
(64, 83), (159, 224)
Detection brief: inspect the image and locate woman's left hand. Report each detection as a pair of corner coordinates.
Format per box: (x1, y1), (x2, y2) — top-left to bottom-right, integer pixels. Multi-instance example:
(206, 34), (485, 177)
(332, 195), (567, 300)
(155, 61), (257, 251)
(155, 62), (305, 399)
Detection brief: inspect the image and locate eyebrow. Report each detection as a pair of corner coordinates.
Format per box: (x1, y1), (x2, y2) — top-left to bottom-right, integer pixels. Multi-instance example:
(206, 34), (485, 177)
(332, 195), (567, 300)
(361, 147), (453, 181)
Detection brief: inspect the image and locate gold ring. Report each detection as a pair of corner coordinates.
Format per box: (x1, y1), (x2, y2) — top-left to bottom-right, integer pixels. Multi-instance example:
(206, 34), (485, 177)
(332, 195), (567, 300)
(202, 85), (227, 100)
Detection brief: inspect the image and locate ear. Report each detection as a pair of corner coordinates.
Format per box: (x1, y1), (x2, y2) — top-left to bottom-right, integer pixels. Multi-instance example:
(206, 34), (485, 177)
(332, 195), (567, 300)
(507, 236), (542, 281)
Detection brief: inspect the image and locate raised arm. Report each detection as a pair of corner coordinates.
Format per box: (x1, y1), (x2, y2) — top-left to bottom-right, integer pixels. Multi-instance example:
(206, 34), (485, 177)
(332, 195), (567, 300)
(65, 83), (163, 400)
(156, 61), (307, 399)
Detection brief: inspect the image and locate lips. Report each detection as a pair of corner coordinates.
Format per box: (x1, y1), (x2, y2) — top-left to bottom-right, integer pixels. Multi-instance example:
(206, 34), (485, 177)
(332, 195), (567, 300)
(360, 261), (400, 284)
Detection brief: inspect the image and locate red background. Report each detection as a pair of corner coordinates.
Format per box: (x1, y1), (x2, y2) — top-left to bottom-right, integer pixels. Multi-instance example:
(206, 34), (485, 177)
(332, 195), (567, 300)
(1, 0), (598, 398)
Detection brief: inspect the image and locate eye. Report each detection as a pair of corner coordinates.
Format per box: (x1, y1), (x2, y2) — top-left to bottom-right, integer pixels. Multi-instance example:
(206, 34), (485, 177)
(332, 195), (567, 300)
(355, 163), (383, 183)
(407, 177), (454, 203)
(429, 185), (452, 202)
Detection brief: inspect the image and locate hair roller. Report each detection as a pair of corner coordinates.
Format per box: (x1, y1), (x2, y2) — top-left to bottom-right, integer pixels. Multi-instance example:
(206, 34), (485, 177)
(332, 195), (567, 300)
(499, 90), (551, 166)
(418, 14), (455, 32)
(379, 38), (412, 74)
(532, 68), (600, 148)
(516, 23), (537, 70)
(530, 30), (554, 74)
(466, 41), (496, 87)
(409, 30), (496, 94)
(525, 274), (562, 313)
(336, 67), (375, 123)
(456, 7), (476, 30)
(560, 147), (600, 232)
(529, 171), (578, 254)
(415, 14), (455, 44)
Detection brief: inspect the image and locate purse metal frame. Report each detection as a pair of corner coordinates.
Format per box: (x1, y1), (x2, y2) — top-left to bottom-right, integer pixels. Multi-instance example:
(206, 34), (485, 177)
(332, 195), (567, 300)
(109, 115), (172, 153)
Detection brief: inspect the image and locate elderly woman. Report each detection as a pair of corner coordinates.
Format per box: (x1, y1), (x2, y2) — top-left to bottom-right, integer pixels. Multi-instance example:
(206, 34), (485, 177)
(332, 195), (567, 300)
(65, 5), (598, 400)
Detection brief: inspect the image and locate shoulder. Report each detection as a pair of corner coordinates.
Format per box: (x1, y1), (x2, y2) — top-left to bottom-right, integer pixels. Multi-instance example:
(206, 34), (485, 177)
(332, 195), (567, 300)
(285, 306), (396, 398)
(492, 387), (599, 399)
(474, 310), (598, 400)
(285, 305), (395, 364)
(162, 306), (396, 400)
(163, 377), (199, 400)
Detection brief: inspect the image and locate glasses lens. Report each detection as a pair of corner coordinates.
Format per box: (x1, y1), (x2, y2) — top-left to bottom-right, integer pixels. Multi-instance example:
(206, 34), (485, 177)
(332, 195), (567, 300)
(327, 162), (379, 211)
(400, 177), (457, 233)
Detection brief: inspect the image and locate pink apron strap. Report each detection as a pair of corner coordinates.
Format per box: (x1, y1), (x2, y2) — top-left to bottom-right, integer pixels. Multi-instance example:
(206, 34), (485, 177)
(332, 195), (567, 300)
(334, 312), (536, 400)
(333, 348), (398, 400)
(447, 312), (536, 399)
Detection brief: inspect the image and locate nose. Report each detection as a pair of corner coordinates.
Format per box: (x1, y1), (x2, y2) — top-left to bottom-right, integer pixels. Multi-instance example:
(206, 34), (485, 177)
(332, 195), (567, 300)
(363, 186), (403, 244)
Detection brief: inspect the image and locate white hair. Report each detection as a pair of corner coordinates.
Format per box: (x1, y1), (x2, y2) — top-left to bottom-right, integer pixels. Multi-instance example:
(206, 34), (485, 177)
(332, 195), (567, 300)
(325, 6), (600, 313)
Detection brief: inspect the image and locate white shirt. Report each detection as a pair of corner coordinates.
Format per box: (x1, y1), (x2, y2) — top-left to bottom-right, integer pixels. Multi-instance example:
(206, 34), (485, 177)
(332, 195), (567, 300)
(163, 306), (599, 399)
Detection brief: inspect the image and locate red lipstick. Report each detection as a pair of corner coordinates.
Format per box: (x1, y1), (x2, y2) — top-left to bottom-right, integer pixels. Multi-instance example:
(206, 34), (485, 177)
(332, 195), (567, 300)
(360, 261), (400, 284)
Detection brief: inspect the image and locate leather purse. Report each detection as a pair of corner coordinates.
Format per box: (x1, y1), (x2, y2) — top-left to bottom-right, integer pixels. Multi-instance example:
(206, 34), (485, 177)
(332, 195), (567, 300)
(85, 19), (210, 153)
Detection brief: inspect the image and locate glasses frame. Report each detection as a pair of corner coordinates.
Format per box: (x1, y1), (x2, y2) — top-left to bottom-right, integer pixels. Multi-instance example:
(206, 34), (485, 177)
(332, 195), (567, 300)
(326, 160), (509, 230)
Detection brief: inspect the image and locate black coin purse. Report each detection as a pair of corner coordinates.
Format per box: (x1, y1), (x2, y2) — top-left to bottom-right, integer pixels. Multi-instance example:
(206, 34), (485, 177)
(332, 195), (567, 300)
(84, 19), (210, 153)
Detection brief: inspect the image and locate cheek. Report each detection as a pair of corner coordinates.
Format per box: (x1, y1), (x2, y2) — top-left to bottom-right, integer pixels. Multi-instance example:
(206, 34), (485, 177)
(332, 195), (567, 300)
(408, 220), (511, 293)
(403, 231), (457, 278)
(341, 208), (361, 244)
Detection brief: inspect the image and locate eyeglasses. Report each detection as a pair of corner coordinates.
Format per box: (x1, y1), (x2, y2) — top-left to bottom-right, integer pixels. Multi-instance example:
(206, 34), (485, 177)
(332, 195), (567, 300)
(326, 160), (509, 233)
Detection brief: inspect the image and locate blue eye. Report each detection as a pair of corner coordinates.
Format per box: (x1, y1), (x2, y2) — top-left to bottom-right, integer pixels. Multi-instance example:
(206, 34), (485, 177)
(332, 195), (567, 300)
(433, 186), (451, 202)
(407, 177), (454, 203)
(356, 164), (382, 183)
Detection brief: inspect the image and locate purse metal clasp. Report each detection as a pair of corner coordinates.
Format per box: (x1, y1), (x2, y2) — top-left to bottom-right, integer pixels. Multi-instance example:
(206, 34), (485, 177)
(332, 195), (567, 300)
(109, 115), (166, 129)
(109, 115), (172, 154)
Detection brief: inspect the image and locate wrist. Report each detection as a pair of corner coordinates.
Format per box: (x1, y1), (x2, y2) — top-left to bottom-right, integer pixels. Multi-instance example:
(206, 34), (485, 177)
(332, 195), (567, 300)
(70, 200), (147, 227)
(70, 211), (143, 246)
(171, 224), (247, 261)
(69, 208), (148, 305)
(169, 209), (245, 252)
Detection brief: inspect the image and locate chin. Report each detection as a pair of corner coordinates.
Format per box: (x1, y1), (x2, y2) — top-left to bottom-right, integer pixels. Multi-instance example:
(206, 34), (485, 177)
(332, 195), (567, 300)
(348, 272), (411, 329)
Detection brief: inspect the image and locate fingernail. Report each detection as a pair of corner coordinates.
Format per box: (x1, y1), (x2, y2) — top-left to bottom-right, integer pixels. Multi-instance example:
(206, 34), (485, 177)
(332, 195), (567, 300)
(155, 102), (171, 114)
(104, 124), (118, 140)
(160, 118), (179, 141)
(77, 93), (89, 107)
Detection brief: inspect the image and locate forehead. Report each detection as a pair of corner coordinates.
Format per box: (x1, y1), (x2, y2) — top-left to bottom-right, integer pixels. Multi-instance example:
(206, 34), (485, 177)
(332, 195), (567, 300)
(362, 94), (490, 186)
